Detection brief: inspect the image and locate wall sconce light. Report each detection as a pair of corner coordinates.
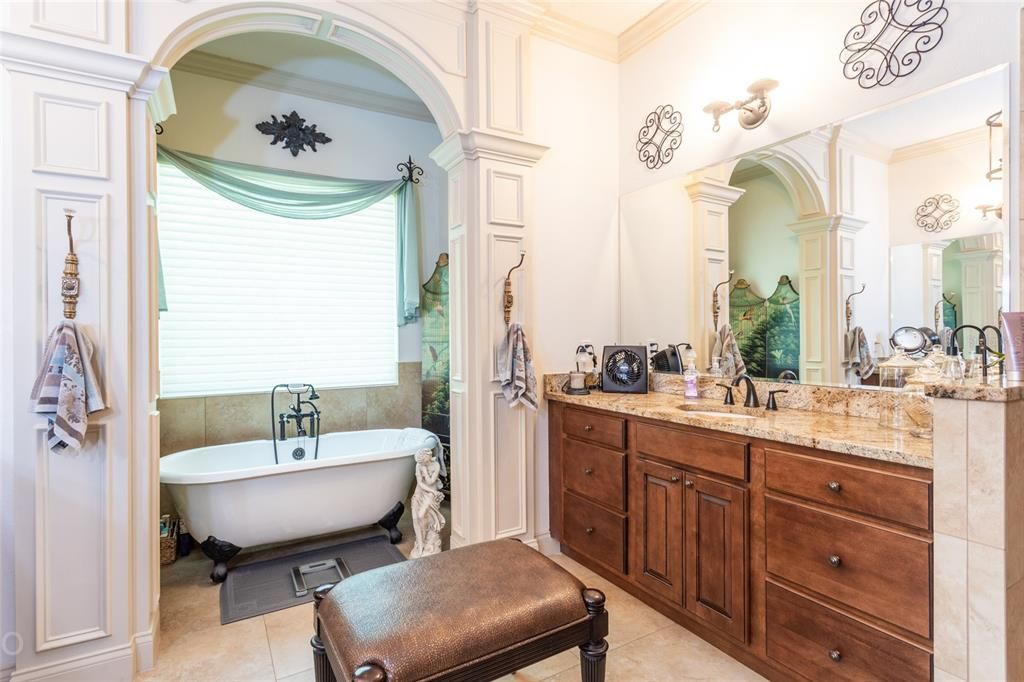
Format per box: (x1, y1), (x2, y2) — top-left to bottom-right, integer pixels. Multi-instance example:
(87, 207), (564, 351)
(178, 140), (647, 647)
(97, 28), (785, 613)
(703, 79), (779, 132)
(977, 204), (1003, 220)
(985, 111), (1003, 181)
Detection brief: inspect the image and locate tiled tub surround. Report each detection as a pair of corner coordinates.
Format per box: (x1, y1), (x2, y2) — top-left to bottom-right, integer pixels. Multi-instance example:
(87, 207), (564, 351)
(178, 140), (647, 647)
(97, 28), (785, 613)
(159, 362), (422, 513)
(544, 374), (932, 468)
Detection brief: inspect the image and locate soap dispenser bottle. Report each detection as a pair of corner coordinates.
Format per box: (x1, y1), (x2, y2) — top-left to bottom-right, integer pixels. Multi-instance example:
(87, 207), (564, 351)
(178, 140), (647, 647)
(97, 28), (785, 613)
(683, 360), (700, 399)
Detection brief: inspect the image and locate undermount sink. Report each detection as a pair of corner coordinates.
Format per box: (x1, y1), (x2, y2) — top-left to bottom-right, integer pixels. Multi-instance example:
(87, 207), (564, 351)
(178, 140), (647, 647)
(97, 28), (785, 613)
(677, 404), (761, 420)
(681, 410), (758, 420)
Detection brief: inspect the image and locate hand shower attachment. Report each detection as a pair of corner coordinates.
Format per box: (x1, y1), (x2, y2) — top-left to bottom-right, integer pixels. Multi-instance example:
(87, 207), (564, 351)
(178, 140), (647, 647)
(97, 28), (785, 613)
(270, 383), (322, 464)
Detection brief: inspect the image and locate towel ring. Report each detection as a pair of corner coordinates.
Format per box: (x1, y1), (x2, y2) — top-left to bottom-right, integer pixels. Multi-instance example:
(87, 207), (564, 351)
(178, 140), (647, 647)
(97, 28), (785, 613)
(503, 253), (525, 326)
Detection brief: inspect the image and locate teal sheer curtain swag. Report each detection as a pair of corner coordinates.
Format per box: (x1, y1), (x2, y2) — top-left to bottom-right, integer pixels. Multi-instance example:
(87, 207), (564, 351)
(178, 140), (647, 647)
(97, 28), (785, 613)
(155, 145), (421, 325)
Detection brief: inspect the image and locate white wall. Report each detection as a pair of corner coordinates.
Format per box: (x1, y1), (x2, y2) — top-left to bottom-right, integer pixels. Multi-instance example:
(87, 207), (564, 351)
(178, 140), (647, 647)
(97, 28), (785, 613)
(850, 152), (891, 347)
(728, 170), (798, 298)
(619, 1), (1019, 197)
(160, 69), (447, 364)
(889, 134), (1002, 247)
(530, 36), (619, 547)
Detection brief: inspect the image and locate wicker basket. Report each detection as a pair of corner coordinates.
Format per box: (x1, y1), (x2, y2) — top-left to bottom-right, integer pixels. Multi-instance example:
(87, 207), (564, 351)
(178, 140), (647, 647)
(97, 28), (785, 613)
(160, 521), (178, 565)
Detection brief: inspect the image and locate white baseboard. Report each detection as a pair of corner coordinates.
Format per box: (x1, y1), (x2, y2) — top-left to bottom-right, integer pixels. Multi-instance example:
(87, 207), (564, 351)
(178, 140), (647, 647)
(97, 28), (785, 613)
(132, 626), (156, 673)
(535, 532), (560, 556)
(9, 643), (134, 682)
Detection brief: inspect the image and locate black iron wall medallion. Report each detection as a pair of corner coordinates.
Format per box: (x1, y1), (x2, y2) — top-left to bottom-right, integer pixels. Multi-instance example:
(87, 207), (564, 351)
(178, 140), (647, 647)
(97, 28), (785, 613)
(256, 111), (332, 156)
(916, 193), (960, 233)
(840, 0), (948, 89)
(636, 104), (683, 170)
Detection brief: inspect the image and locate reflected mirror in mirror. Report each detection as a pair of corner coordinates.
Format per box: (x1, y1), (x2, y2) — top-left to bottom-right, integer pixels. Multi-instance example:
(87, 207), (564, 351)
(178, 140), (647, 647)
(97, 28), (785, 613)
(619, 66), (1011, 388)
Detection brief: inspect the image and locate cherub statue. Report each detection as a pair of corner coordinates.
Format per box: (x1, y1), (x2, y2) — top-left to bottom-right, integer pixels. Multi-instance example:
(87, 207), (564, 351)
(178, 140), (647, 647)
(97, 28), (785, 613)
(411, 448), (445, 558)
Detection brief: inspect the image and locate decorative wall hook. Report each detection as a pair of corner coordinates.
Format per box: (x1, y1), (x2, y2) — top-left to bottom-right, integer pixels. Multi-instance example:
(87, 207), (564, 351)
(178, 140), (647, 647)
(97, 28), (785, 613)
(61, 209), (80, 320)
(712, 270), (735, 331)
(397, 156), (424, 184)
(503, 252), (525, 326)
(845, 283), (866, 331)
(255, 111), (332, 157)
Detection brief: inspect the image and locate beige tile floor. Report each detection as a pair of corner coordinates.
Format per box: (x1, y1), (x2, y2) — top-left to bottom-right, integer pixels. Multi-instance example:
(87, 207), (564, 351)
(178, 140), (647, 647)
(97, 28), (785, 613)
(141, 544), (763, 682)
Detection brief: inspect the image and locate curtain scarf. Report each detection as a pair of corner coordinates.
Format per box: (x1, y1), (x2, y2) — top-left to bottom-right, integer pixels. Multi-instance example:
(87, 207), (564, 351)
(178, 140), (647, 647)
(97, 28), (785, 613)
(156, 145), (420, 325)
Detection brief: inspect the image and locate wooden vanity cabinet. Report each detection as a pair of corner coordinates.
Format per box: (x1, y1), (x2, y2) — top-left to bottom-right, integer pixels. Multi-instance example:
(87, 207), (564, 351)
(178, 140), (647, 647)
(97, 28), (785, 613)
(548, 401), (933, 681)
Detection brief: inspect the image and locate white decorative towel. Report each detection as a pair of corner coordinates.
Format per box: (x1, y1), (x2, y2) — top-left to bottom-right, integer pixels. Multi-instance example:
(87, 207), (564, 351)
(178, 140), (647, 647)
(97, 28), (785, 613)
(845, 326), (876, 380)
(31, 320), (105, 452)
(712, 324), (746, 379)
(498, 323), (537, 410)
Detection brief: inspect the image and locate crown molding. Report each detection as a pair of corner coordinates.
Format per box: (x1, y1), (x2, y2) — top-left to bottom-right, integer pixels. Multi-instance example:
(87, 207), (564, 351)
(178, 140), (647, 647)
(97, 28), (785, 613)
(0, 30), (162, 96)
(619, 0), (710, 61)
(173, 50), (435, 123)
(531, 11), (618, 62)
(430, 128), (548, 170)
(890, 126), (988, 164)
(729, 163), (774, 186)
(834, 128), (894, 163)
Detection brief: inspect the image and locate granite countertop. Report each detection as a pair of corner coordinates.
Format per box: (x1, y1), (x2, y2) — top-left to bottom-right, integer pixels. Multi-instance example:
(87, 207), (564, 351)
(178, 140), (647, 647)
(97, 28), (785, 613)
(545, 380), (933, 470)
(923, 377), (1024, 402)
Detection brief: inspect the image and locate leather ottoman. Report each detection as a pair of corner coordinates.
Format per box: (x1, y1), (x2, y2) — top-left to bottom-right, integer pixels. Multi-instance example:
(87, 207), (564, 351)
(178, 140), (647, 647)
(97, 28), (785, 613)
(311, 539), (608, 682)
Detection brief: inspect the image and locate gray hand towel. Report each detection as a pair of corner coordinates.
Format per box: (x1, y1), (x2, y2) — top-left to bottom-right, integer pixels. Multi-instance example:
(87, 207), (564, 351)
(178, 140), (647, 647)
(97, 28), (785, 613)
(498, 323), (537, 410)
(712, 324), (746, 379)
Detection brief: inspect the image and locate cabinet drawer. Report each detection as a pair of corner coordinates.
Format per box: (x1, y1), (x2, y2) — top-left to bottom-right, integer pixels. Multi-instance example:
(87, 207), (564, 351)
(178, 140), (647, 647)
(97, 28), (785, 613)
(563, 491), (627, 574)
(563, 407), (625, 450)
(765, 497), (931, 638)
(766, 582), (932, 682)
(765, 449), (930, 530)
(634, 422), (748, 481)
(563, 438), (626, 511)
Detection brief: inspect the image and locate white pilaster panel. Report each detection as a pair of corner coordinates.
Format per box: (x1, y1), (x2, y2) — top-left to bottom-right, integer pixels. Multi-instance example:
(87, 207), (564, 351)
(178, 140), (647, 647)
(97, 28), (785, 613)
(492, 393), (527, 538)
(487, 169), (524, 227)
(35, 425), (110, 651)
(484, 21), (523, 134)
(34, 94), (108, 179)
(4, 0), (126, 53)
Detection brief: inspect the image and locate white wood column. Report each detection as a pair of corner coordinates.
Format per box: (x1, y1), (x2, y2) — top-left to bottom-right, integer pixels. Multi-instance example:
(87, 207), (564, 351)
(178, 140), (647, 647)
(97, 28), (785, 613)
(924, 240), (952, 329)
(789, 214), (866, 384)
(683, 178), (745, 366)
(0, 24), (165, 682)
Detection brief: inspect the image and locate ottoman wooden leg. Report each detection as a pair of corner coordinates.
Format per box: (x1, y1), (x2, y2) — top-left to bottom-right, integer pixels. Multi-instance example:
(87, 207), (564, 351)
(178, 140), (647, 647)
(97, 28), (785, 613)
(580, 588), (608, 682)
(312, 585), (338, 682)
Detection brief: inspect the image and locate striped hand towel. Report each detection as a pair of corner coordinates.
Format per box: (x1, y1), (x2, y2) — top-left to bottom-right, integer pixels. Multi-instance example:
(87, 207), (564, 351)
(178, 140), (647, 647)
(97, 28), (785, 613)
(498, 323), (538, 410)
(30, 320), (105, 452)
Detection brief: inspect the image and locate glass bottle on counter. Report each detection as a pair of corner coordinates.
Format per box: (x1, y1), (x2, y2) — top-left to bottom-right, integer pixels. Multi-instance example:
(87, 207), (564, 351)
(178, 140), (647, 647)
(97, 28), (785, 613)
(878, 346), (919, 430)
(683, 361), (700, 399)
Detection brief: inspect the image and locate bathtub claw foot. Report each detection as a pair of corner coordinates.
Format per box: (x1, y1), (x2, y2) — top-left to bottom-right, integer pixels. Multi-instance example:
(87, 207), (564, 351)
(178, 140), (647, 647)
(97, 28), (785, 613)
(200, 536), (241, 583)
(377, 501), (404, 544)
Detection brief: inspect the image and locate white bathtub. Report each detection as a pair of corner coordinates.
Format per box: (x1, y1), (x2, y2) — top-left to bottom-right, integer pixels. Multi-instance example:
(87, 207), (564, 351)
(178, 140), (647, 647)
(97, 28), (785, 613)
(160, 428), (437, 550)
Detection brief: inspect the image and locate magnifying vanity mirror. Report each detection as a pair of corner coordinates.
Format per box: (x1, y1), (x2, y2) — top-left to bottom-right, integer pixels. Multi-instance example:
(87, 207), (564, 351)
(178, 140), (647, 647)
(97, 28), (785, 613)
(619, 66), (1012, 387)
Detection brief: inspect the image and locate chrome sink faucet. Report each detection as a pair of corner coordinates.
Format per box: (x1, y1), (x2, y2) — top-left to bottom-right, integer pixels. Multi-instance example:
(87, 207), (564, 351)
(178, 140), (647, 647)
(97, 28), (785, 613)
(731, 374), (760, 408)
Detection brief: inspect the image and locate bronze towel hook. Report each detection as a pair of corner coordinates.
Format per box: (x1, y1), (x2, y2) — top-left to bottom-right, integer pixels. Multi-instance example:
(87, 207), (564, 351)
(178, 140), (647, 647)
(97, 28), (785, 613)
(61, 209), (80, 320)
(712, 270), (735, 331)
(845, 283), (866, 331)
(503, 252), (525, 326)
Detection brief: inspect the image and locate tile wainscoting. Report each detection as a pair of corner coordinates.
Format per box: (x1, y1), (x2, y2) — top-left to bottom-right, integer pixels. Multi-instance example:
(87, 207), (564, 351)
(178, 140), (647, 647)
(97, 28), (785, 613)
(158, 362), (422, 514)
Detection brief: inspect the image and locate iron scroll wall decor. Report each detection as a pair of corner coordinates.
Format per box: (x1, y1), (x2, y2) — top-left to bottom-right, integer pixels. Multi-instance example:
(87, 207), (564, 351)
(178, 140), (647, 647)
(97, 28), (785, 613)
(636, 104), (683, 170)
(916, 193), (960, 233)
(256, 111), (332, 157)
(839, 0), (948, 89)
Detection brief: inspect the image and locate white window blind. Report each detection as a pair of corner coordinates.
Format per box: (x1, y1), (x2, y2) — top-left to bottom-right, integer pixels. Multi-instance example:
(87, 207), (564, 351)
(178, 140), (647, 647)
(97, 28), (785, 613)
(157, 161), (399, 398)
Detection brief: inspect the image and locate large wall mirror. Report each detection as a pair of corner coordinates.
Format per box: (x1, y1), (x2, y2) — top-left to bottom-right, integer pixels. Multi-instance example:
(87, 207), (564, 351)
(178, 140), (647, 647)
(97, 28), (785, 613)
(619, 66), (1012, 387)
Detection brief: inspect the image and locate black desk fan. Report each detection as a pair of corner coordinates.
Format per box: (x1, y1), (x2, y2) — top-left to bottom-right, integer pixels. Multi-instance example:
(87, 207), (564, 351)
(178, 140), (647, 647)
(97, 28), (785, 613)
(601, 345), (648, 394)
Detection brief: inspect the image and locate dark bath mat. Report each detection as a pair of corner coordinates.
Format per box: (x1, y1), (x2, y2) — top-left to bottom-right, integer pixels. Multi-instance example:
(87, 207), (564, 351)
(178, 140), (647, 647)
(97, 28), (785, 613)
(219, 531), (405, 624)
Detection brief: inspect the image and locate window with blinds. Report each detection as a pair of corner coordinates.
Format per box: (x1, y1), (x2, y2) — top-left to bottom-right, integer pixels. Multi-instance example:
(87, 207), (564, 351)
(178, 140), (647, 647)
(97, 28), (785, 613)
(157, 161), (399, 398)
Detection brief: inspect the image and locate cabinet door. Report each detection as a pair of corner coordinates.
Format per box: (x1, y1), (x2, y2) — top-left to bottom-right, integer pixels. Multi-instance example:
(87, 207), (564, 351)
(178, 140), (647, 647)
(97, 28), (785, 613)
(630, 458), (684, 604)
(685, 473), (748, 643)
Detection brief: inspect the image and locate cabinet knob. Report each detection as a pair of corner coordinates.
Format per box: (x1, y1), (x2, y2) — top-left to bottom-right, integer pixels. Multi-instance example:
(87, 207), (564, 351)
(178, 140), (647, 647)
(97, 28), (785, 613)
(584, 467), (594, 475)
(828, 649), (842, 663)
(585, 527), (595, 535)
(827, 480), (842, 493)
(583, 424), (594, 432)
(685, 480), (694, 488)
(828, 554), (842, 568)
(670, 476), (680, 483)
